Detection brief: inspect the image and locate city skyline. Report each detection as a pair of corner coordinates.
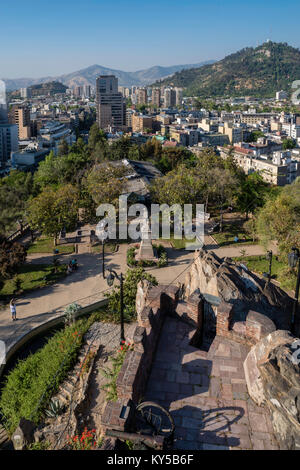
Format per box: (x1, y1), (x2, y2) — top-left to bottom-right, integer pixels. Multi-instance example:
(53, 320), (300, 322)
(1, 0), (300, 78)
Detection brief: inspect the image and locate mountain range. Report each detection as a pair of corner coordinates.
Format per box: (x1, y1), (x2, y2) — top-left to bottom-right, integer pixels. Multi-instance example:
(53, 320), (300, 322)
(155, 42), (300, 98)
(2, 61), (215, 91)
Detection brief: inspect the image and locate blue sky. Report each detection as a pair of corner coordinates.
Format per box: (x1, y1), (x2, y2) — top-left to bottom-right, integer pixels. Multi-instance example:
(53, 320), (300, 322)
(1, 0), (300, 78)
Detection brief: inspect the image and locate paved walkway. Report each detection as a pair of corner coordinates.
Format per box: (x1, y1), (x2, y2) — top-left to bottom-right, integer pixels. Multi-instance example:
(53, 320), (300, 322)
(144, 317), (279, 450)
(0, 239), (272, 355)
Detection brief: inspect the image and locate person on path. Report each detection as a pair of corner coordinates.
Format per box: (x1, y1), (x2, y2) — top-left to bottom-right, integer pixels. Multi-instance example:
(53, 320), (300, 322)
(10, 299), (17, 321)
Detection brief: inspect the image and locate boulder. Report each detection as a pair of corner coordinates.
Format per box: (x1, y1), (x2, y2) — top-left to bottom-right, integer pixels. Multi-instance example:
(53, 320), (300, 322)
(244, 330), (300, 449)
(185, 249), (294, 332)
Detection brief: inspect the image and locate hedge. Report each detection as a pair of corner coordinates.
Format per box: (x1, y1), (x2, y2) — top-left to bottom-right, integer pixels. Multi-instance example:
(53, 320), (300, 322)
(0, 310), (103, 434)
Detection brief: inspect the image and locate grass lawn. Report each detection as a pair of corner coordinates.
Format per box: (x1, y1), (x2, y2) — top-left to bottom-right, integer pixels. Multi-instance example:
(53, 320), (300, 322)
(28, 237), (74, 254)
(91, 242), (118, 254)
(233, 255), (297, 292)
(212, 222), (256, 247)
(161, 236), (196, 250)
(0, 263), (67, 297)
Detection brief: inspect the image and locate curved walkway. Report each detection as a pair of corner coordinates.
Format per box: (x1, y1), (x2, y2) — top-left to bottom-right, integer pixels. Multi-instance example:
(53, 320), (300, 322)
(0, 240), (272, 366)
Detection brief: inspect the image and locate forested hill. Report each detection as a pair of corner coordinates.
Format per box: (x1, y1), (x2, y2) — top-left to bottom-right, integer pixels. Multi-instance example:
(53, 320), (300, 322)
(155, 42), (300, 98)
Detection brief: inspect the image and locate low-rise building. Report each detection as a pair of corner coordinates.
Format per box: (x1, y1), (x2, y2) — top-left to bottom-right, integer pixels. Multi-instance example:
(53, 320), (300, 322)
(220, 146), (300, 186)
(11, 142), (49, 170)
(131, 114), (153, 133)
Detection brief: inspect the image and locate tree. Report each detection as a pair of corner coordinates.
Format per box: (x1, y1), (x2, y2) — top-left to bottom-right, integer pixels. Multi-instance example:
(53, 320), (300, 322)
(88, 123), (107, 151)
(282, 138), (296, 150)
(0, 171), (34, 235)
(236, 172), (268, 219)
(256, 178), (300, 256)
(150, 164), (205, 207)
(105, 268), (158, 322)
(209, 168), (237, 232)
(84, 163), (129, 206)
(58, 139), (69, 156)
(27, 185), (79, 245)
(0, 236), (27, 280)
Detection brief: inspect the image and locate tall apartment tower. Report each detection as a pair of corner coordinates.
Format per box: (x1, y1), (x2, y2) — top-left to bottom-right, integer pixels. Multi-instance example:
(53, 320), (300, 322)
(96, 75), (125, 129)
(164, 88), (176, 108)
(20, 87), (31, 99)
(9, 105), (31, 140)
(175, 88), (183, 106)
(136, 88), (148, 106)
(152, 88), (161, 107)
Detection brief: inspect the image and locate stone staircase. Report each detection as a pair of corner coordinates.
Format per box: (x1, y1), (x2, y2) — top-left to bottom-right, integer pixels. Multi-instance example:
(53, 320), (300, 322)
(0, 424), (9, 449)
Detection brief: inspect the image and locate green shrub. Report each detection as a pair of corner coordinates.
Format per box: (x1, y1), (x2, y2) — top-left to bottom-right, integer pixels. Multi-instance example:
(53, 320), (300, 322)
(105, 268), (158, 322)
(127, 247), (137, 267)
(0, 311), (102, 434)
(153, 244), (168, 267)
(28, 440), (51, 450)
(101, 342), (133, 401)
(63, 302), (81, 326)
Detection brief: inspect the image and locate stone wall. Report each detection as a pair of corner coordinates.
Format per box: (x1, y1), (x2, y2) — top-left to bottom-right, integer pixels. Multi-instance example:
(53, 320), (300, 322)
(243, 330), (300, 449)
(185, 249), (295, 334)
(101, 282), (180, 436)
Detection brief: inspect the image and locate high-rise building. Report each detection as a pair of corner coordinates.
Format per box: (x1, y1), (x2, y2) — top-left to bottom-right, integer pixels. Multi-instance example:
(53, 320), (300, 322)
(0, 104), (8, 124)
(136, 88), (148, 106)
(83, 85), (91, 98)
(164, 88), (176, 108)
(20, 87), (31, 99)
(175, 88), (183, 107)
(96, 75), (125, 129)
(152, 88), (161, 108)
(9, 105), (32, 140)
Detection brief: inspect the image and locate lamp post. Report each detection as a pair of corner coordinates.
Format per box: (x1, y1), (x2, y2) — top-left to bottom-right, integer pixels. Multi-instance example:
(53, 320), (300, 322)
(266, 250), (273, 284)
(102, 239), (105, 278)
(106, 268), (125, 344)
(288, 247), (300, 333)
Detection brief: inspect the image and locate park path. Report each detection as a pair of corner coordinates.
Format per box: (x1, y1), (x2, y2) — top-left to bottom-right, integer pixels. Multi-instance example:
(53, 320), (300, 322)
(0, 238), (273, 355)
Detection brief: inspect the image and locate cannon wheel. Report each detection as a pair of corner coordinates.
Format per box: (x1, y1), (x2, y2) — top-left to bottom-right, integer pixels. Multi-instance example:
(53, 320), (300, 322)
(134, 401), (175, 438)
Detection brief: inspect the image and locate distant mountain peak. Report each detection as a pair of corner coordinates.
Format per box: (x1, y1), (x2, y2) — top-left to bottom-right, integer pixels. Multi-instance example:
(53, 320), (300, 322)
(155, 41), (300, 98)
(2, 60), (215, 91)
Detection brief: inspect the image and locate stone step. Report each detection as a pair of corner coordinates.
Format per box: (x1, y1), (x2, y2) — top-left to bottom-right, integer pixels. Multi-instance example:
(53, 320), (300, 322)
(55, 392), (69, 405)
(59, 381), (74, 398)
(0, 426), (9, 447)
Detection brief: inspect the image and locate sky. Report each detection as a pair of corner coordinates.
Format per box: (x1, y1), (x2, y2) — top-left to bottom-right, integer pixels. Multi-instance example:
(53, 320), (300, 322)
(1, 0), (300, 78)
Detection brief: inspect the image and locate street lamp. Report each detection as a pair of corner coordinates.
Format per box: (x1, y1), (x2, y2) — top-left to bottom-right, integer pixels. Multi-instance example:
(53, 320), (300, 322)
(106, 268), (125, 344)
(288, 247), (300, 332)
(102, 239), (105, 278)
(265, 250), (273, 284)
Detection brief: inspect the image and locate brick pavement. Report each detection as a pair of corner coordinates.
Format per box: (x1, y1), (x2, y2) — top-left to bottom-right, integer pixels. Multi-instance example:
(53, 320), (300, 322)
(144, 317), (279, 450)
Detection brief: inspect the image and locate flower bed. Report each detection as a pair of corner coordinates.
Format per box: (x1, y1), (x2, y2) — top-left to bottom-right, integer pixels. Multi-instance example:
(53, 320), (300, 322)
(100, 341), (134, 402)
(127, 244), (168, 268)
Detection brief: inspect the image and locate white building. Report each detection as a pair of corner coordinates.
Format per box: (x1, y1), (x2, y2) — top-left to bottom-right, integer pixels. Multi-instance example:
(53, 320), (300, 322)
(276, 90), (288, 101)
(39, 121), (75, 155)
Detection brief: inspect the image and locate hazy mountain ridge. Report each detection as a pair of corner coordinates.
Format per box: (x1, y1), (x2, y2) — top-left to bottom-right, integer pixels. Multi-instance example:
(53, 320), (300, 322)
(155, 42), (300, 97)
(2, 60), (215, 91)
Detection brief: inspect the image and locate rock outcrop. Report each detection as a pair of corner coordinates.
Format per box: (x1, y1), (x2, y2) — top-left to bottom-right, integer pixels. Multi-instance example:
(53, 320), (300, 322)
(185, 249), (294, 332)
(244, 330), (300, 449)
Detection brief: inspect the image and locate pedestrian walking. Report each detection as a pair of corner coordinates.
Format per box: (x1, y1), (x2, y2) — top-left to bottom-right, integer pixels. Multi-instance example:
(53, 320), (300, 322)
(10, 299), (17, 321)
